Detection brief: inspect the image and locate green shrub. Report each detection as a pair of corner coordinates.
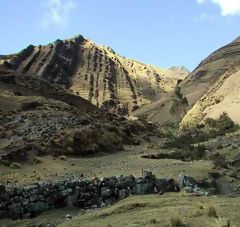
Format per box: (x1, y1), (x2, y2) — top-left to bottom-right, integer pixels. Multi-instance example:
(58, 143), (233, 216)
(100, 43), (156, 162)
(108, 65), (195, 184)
(168, 113), (238, 150)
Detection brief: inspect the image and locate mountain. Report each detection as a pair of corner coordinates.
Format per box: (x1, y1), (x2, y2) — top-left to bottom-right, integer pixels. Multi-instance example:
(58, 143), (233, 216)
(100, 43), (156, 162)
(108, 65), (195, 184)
(0, 64), (156, 158)
(135, 37), (240, 125)
(0, 35), (188, 114)
(180, 37), (240, 127)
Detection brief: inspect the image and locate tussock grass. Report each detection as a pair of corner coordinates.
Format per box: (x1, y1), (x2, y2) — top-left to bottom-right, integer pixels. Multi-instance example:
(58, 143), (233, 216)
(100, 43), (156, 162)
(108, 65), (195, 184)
(205, 204), (217, 218)
(170, 212), (184, 227)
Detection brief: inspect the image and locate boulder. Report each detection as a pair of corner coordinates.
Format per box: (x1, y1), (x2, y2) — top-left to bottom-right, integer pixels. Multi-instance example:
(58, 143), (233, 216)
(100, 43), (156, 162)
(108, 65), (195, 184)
(156, 178), (180, 192)
(215, 177), (234, 195)
(179, 174), (206, 194)
(116, 175), (135, 189)
(179, 174), (201, 188)
(101, 187), (112, 199)
(136, 181), (155, 194)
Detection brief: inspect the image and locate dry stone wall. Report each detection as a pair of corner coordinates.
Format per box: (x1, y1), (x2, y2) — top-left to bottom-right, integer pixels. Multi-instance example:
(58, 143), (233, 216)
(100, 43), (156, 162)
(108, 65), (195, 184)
(0, 171), (179, 220)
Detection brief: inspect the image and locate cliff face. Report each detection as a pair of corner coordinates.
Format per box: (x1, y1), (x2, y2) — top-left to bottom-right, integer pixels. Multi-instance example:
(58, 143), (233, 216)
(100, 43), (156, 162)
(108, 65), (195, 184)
(1, 35), (188, 113)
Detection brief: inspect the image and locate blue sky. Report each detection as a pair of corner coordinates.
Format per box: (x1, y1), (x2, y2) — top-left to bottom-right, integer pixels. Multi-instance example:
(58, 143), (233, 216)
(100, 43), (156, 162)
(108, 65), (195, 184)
(0, 0), (240, 70)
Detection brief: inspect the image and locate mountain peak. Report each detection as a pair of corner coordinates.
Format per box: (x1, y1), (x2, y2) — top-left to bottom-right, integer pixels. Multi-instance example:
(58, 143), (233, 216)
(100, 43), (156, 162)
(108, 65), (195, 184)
(0, 34), (189, 114)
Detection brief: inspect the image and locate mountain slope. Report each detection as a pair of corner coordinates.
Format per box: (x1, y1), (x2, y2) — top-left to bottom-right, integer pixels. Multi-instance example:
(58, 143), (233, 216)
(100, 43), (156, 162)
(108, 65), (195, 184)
(181, 37), (240, 106)
(180, 37), (240, 127)
(0, 35), (188, 113)
(135, 37), (240, 125)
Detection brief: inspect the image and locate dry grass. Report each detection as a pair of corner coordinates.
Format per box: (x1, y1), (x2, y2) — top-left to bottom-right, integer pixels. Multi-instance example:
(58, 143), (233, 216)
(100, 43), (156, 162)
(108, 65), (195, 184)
(170, 212), (184, 227)
(1, 194), (240, 227)
(206, 204), (218, 218)
(215, 217), (232, 227)
(149, 218), (158, 224)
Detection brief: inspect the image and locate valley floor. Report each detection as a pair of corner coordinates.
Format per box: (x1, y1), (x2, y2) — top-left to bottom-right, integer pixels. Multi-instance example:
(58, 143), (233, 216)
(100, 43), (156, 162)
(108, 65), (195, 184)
(0, 142), (212, 186)
(0, 140), (230, 227)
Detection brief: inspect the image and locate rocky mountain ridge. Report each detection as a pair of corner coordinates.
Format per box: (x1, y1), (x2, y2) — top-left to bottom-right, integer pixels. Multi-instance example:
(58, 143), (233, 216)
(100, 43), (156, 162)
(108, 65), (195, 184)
(0, 35), (189, 114)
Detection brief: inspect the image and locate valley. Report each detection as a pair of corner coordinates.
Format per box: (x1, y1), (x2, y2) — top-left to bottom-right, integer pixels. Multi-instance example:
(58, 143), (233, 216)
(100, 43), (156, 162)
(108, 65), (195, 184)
(0, 35), (240, 227)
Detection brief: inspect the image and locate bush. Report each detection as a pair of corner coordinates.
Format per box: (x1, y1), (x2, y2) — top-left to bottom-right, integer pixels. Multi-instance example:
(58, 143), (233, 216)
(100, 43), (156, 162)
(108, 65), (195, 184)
(209, 153), (228, 169)
(157, 121), (178, 138)
(52, 126), (123, 156)
(21, 100), (43, 111)
(192, 144), (207, 160)
(168, 113), (238, 150)
(203, 113), (238, 139)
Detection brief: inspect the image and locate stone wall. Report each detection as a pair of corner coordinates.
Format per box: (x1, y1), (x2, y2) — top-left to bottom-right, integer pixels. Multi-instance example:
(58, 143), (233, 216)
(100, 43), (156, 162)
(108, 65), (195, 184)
(0, 171), (179, 220)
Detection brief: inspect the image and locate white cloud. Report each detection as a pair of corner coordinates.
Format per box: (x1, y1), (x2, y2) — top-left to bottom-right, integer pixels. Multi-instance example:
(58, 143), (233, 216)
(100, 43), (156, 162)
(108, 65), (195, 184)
(41, 0), (75, 28)
(197, 0), (240, 16)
